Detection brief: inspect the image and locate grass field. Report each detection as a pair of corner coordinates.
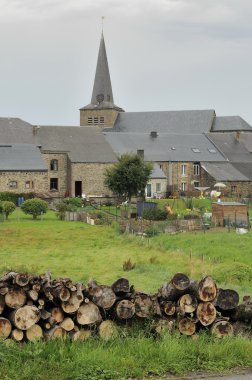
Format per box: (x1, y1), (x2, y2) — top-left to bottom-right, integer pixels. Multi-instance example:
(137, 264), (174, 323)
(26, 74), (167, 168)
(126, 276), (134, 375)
(0, 209), (252, 379)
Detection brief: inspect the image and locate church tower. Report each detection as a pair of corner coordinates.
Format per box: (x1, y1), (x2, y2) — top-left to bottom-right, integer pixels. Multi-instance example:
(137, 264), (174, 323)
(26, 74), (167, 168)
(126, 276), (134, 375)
(80, 32), (124, 127)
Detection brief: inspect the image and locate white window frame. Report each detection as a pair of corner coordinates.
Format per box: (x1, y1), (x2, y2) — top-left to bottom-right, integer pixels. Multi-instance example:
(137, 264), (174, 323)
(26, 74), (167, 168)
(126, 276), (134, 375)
(193, 164), (200, 176)
(181, 164), (187, 176)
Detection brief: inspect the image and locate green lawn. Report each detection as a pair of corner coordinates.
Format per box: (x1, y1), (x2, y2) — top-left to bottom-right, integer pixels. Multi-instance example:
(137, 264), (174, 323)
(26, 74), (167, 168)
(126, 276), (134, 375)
(0, 209), (252, 379)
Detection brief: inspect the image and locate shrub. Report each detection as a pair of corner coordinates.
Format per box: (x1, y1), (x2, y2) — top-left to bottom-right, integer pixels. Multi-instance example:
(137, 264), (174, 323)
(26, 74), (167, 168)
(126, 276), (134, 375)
(55, 201), (72, 220)
(123, 258), (136, 271)
(64, 197), (84, 209)
(142, 208), (167, 221)
(21, 198), (48, 219)
(144, 225), (159, 237)
(0, 192), (35, 204)
(2, 201), (16, 219)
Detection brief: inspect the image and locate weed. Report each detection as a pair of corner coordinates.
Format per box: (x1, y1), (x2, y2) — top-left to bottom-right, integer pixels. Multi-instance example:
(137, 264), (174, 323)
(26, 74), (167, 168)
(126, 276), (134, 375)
(123, 258), (136, 271)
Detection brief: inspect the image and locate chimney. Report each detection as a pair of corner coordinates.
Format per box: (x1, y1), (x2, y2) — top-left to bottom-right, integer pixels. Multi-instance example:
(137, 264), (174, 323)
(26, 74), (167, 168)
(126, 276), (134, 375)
(150, 131), (158, 138)
(33, 125), (40, 135)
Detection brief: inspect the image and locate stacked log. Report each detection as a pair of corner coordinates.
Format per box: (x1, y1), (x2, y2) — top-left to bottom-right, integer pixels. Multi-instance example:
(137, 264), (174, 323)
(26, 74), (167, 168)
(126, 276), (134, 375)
(0, 271), (251, 342)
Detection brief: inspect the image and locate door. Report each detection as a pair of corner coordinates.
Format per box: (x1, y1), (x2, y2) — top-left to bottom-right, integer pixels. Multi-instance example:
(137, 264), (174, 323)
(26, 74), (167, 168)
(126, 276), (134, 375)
(75, 181), (82, 197)
(146, 183), (152, 198)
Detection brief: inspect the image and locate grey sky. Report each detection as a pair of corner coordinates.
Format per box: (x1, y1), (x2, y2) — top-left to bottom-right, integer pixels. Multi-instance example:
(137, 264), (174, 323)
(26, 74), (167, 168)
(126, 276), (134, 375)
(0, 0), (252, 126)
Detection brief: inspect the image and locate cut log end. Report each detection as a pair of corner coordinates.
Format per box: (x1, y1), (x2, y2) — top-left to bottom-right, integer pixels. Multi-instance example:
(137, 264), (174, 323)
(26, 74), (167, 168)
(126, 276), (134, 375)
(211, 320), (234, 338)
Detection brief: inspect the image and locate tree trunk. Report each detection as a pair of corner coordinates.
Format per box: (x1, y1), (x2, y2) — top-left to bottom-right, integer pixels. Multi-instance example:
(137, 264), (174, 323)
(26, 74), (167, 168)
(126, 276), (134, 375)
(198, 276), (217, 302)
(62, 291), (83, 314)
(0, 317), (12, 339)
(11, 328), (24, 342)
(215, 289), (239, 310)
(5, 288), (27, 309)
(10, 305), (40, 330)
(178, 294), (198, 314)
(77, 302), (102, 325)
(26, 324), (43, 341)
(115, 299), (135, 320)
(178, 317), (196, 335)
(231, 303), (252, 322)
(111, 278), (130, 294)
(14, 273), (30, 287)
(159, 273), (190, 301)
(196, 302), (216, 326)
(88, 280), (116, 310)
(60, 317), (75, 332)
(211, 320), (234, 337)
(99, 320), (118, 340)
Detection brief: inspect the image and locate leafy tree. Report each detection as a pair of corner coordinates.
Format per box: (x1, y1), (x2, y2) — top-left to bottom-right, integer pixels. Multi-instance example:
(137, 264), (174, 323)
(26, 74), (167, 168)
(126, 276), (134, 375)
(21, 198), (48, 220)
(105, 154), (153, 216)
(2, 201), (16, 220)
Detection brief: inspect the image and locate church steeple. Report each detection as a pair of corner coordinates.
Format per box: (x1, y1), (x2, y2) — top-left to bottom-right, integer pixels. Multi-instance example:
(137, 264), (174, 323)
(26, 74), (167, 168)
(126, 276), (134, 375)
(91, 32), (114, 105)
(80, 32), (124, 127)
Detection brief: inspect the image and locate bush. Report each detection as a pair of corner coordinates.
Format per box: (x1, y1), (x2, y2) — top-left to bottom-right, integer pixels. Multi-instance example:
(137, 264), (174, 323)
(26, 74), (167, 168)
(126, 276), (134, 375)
(55, 201), (72, 220)
(142, 208), (167, 221)
(21, 198), (48, 219)
(64, 197), (85, 209)
(0, 192), (35, 204)
(144, 225), (159, 237)
(2, 201), (16, 219)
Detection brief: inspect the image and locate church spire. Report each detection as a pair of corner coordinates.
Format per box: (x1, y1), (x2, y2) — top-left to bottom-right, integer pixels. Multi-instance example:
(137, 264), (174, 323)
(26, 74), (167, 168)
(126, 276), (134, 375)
(91, 32), (114, 105)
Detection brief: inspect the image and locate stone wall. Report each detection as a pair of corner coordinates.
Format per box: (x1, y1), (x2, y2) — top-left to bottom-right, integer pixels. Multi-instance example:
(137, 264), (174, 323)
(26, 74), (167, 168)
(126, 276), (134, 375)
(42, 152), (69, 197)
(80, 109), (119, 128)
(71, 162), (113, 197)
(0, 171), (48, 193)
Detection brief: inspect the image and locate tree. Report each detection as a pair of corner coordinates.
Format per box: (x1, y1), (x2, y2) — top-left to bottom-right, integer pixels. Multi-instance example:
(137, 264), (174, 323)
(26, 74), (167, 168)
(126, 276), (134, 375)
(21, 198), (48, 220)
(105, 154), (153, 216)
(2, 201), (16, 220)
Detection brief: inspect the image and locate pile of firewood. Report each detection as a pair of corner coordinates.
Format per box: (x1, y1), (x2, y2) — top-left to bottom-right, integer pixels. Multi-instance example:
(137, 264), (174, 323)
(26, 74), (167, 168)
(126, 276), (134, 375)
(0, 271), (251, 342)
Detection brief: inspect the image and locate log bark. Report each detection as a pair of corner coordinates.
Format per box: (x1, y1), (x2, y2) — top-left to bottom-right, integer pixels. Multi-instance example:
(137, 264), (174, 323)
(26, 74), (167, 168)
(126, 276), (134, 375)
(115, 299), (135, 320)
(198, 276), (217, 302)
(111, 278), (130, 294)
(11, 328), (24, 342)
(172, 273), (190, 291)
(27, 290), (39, 302)
(0, 294), (5, 315)
(26, 324), (43, 341)
(14, 273), (30, 287)
(0, 317), (12, 339)
(99, 320), (118, 340)
(5, 288), (27, 309)
(178, 294), (198, 314)
(62, 291), (83, 314)
(231, 303), (252, 322)
(196, 302), (216, 326)
(211, 320), (234, 337)
(10, 305), (40, 330)
(215, 289), (239, 310)
(45, 326), (65, 339)
(77, 302), (102, 325)
(159, 273), (190, 301)
(153, 318), (176, 335)
(178, 317), (196, 335)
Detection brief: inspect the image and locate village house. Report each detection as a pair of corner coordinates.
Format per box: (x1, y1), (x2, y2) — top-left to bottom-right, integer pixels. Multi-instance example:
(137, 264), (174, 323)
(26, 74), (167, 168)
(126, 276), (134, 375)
(0, 33), (252, 200)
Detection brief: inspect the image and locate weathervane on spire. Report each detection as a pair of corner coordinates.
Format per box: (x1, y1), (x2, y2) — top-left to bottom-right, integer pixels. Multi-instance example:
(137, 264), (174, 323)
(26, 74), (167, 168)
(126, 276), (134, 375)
(101, 16), (105, 32)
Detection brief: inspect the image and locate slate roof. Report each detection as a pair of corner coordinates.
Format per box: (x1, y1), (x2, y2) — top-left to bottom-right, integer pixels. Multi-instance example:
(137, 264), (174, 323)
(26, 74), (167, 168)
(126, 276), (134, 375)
(207, 132), (252, 163)
(201, 162), (250, 181)
(211, 116), (252, 132)
(0, 117), (35, 144)
(36, 126), (117, 163)
(103, 131), (226, 162)
(0, 144), (46, 171)
(150, 164), (166, 179)
(110, 110), (215, 134)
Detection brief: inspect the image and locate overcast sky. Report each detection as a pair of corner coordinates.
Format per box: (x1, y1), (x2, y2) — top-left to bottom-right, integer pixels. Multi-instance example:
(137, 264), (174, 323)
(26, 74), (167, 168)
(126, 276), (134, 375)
(0, 0), (252, 126)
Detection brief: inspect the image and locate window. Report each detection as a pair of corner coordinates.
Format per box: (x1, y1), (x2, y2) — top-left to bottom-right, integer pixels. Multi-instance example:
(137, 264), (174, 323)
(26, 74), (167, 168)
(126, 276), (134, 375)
(181, 182), (187, 191)
(50, 178), (58, 191)
(181, 164), (187, 176)
(100, 117), (104, 124)
(50, 159), (58, 171)
(94, 117), (99, 125)
(194, 181), (200, 188)
(208, 148), (216, 153)
(25, 181), (34, 189)
(88, 117), (93, 124)
(9, 181), (17, 189)
(193, 163), (200, 176)
(156, 183), (161, 192)
(231, 185), (237, 193)
(191, 148), (200, 153)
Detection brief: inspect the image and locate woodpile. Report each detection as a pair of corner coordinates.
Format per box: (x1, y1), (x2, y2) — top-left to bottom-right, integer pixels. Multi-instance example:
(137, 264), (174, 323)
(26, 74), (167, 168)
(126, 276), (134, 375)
(0, 271), (251, 342)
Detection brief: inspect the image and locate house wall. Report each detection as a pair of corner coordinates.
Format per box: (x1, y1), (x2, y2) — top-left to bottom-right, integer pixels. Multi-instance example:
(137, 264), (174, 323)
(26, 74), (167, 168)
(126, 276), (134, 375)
(71, 163), (113, 197)
(146, 178), (167, 198)
(42, 152), (69, 197)
(80, 109), (119, 128)
(0, 171), (48, 193)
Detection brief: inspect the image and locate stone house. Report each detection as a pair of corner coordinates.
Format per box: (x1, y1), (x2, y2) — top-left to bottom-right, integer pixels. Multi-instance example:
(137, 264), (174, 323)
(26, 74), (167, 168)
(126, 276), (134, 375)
(0, 32), (252, 199)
